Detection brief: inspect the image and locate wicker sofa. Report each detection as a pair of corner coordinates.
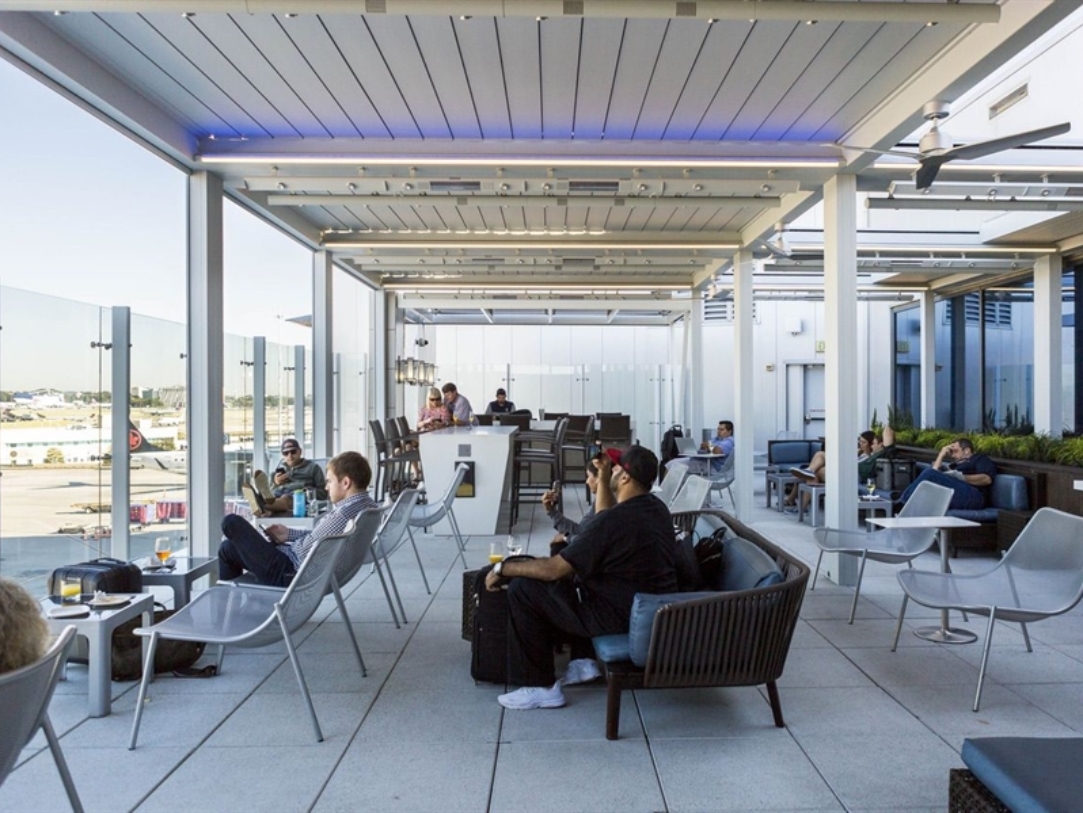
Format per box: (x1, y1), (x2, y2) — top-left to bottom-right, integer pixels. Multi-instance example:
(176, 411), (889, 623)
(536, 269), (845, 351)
(949, 737), (1083, 812)
(591, 509), (809, 740)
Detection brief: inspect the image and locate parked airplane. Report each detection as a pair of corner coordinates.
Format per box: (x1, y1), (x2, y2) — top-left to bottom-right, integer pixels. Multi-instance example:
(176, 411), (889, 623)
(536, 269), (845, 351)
(129, 422), (187, 473)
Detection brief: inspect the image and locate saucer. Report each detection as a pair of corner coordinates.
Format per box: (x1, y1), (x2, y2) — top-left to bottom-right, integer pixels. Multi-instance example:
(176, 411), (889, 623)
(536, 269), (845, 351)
(49, 605), (91, 619)
(88, 595), (131, 609)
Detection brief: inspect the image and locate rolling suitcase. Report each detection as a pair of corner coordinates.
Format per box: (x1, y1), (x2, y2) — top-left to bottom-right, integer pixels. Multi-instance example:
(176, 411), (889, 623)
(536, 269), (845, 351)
(48, 557), (143, 597)
(875, 458), (916, 491)
(469, 565), (510, 684)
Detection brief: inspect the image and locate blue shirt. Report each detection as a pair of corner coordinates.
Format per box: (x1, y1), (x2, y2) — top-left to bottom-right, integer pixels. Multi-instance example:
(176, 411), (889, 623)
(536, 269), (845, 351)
(446, 394), (477, 425)
(706, 434), (735, 472)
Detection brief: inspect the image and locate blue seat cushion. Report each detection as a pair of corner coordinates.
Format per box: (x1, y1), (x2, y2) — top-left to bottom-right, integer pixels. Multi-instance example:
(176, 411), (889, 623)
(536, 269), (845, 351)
(962, 736), (1083, 813)
(992, 474), (1028, 511)
(947, 508), (998, 523)
(769, 441), (814, 466)
(592, 633), (631, 664)
(625, 591), (718, 667)
(720, 537), (784, 592)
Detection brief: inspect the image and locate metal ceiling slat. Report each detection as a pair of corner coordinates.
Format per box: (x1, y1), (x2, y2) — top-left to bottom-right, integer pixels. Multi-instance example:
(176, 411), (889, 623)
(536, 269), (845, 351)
(268, 15), (389, 137)
(602, 19), (668, 140)
(663, 20), (752, 139)
(585, 208), (609, 230)
(410, 16), (482, 138)
(454, 17), (512, 138)
(695, 22), (799, 140)
(571, 18), (624, 139)
(724, 21), (840, 140)
(181, 13), (320, 136)
(51, 13), (244, 136)
(632, 19), (707, 140)
(814, 23), (962, 142)
(497, 18), (542, 139)
(429, 203), (468, 230)
(621, 208), (654, 230)
(540, 17), (581, 139)
(229, 14), (358, 137)
(385, 204), (428, 231)
(321, 205), (368, 229)
(135, 12), (301, 136)
(365, 16), (451, 138)
(329, 16), (421, 137)
(753, 21), (880, 140)
(784, 23), (920, 140)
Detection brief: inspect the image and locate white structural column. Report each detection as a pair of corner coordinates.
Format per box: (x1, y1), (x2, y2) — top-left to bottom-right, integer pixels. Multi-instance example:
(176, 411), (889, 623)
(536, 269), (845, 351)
(1033, 253), (1063, 436)
(253, 336), (267, 472)
(385, 292), (403, 419)
(188, 171), (224, 558)
(823, 175), (860, 585)
(312, 250), (334, 457)
(370, 290), (387, 462)
(293, 345), (305, 443)
(732, 251), (754, 520)
(919, 291), (936, 428)
(689, 297), (704, 436)
(110, 307), (131, 560)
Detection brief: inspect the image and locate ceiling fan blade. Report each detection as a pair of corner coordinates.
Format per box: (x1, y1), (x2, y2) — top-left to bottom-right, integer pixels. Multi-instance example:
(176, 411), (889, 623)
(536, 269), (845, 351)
(823, 143), (920, 161)
(944, 122), (1071, 162)
(915, 155), (948, 190)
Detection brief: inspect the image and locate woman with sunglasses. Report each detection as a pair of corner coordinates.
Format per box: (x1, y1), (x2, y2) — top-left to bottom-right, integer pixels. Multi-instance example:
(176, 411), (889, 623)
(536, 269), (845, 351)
(417, 386), (452, 432)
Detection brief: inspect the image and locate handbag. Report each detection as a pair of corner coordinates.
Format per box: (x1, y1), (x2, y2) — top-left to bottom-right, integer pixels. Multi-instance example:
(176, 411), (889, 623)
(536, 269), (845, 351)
(111, 603), (206, 681)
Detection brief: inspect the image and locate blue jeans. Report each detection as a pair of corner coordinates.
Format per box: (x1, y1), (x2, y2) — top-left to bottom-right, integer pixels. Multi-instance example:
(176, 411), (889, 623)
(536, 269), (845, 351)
(217, 514), (296, 586)
(899, 468), (985, 510)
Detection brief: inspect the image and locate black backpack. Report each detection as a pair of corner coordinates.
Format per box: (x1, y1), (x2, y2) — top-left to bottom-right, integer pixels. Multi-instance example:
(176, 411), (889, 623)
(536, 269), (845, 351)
(659, 424), (684, 482)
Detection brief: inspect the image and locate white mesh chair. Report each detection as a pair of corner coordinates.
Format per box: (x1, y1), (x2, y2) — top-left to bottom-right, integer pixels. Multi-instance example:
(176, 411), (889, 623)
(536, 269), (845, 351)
(812, 481), (953, 624)
(668, 474), (711, 515)
(406, 464), (469, 582)
(128, 533), (348, 749)
(370, 488), (422, 626)
(0, 626), (83, 813)
(892, 507), (1083, 711)
(655, 459), (689, 506)
(706, 453), (736, 509)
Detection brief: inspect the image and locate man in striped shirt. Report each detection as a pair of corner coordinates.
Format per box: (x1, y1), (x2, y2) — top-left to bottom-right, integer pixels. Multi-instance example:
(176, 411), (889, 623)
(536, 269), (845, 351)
(218, 451), (379, 586)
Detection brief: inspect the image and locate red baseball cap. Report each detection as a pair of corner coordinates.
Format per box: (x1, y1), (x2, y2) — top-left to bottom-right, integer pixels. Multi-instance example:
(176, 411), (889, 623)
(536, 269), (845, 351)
(604, 447), (623, 467)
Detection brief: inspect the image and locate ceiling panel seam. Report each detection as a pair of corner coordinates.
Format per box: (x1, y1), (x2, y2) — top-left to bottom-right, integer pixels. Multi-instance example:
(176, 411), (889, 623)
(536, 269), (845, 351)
(630, 18), (668, 139)
(250, 16), (335, 138)
(691, 21), (753, 139)
(600, 19), (627, 140)
(282, 18), (364, 137)
(659, 22), (711, 140)
(361, 16), (423, 138)
(405, 17), (453, 137)
(321, 17), (391, 137)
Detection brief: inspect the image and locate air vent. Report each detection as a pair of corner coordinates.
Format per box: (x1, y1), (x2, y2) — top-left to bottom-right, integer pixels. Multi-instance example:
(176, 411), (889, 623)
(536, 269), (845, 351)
(1066, 187), (1083, 197)
(561, 258), (596, 267)
(563, 1), (584, 14)
(568, 180), (621, 193)
(431, 180), (481, 193)
(989, 83), (1028, 120)
(676, 2), (697, 17)
(364, 0), (386, 12)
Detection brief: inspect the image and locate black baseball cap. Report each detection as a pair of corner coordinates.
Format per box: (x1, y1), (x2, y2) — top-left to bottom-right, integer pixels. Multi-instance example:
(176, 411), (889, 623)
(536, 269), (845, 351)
(281, 439), (301, 453)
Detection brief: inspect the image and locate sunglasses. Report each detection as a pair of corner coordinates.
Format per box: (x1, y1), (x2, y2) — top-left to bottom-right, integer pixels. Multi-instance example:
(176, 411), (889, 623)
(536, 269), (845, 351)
(283, 448), (300, 456)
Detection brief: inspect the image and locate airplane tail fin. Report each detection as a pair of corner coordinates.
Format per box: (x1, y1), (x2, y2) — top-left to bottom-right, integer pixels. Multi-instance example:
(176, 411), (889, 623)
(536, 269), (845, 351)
(129, 421), (166, 454)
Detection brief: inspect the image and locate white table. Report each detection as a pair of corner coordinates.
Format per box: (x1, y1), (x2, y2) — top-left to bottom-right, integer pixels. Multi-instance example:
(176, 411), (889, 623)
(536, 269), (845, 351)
(40, 593), (154, 717)
(139, 556), (216, 607)
(867, 515), (980, 644)
(679, 451), (724, 477)
(418, 425), (517, 535)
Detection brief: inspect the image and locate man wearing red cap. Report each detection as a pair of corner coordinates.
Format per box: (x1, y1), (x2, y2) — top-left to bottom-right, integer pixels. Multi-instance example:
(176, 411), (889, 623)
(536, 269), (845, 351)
(485, 445), (679, 710)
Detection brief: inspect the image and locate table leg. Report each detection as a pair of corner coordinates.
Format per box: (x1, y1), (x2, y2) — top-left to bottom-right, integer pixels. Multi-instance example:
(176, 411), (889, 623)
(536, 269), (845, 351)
(913, 529), (977, 644)
(87, 622), (111, 717)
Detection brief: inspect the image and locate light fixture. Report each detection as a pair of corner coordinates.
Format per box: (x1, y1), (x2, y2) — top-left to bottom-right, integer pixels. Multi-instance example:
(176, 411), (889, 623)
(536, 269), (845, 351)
(325, 239), (741, 251)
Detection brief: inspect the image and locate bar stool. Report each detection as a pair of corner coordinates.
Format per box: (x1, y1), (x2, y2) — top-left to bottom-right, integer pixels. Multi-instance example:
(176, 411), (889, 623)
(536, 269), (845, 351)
(510, 417), (569, 527)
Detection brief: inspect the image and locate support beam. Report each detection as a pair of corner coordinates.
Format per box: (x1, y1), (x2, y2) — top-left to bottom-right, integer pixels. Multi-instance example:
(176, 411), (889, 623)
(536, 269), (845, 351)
(823, 174), (859, 585)
(312, 250), (334, 457)
(689, 300), (703, 438)
(253, 337), (267, 472)
(919, 292), (936, 428)
(1033, 254), (1063, 437)
(110, 307), (130, 561)
(732, 251), (754, 522)
(269, 193), (780, 209)
(187, 171), (224, 558)
(294, 344), (305, 444)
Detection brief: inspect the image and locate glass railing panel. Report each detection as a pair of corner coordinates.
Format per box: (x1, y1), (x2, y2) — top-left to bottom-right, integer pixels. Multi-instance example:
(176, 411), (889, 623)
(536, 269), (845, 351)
(224, 332), (254, 500)
(130, 312), (189, 559)
(0, 287), (111, 595)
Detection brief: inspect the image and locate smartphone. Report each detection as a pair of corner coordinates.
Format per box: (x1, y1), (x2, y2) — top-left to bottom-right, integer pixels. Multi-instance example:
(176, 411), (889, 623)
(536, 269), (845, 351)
(552, 480), (561, 493)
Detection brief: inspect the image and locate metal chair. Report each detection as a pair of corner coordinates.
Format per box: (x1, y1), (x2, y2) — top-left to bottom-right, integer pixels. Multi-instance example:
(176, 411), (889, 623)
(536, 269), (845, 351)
(668, 474), (712, 536)
(892, 507), (1083, 711)
(655, 459), (688, 507)
(597, 414), (631, 447)
(369, 488), (423, 627)
(407, 464), (470, 585)
(0, 626), (84, 812)
(560, 414), (594, 493)
(812, 481), (953, 624)
(128, 533), (349, 749)
(511, 416), (569, 526)
(368, 419), (398, 501)
(706, 452), (736, 509)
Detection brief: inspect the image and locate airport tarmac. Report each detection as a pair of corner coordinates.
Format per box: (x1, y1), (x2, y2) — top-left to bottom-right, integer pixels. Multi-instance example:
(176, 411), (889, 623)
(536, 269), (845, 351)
(0, 465), (191, 593)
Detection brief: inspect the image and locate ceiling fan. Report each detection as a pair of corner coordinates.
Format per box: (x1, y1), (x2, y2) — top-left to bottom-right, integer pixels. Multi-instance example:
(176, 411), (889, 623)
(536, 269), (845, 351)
(846, 101), (1070, 189)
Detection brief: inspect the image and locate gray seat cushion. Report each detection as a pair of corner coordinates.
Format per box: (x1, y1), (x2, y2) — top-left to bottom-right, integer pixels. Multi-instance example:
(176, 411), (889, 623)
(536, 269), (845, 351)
(962, 736), (1083, 813)
(991, 474), (1028, 511)
(769, 441), (815, 467)
(720, 537), (784, 592)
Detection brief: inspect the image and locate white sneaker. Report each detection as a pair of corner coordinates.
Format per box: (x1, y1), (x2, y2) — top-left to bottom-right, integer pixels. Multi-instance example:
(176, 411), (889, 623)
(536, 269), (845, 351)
(562, 658), (602, 686)
(498, 681), (566, 710)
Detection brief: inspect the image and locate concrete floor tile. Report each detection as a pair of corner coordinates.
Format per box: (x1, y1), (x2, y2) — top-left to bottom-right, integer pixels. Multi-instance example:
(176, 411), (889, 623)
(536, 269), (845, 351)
(776, 646), (876, 688)
(637, 686), (790, 739)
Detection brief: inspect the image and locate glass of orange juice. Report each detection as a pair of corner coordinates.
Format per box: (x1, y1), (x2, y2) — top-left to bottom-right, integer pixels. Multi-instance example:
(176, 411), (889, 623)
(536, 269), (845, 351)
(154, 536), (172, 565)
(488, 542), (503, 564)
(60, 575), (82, 604)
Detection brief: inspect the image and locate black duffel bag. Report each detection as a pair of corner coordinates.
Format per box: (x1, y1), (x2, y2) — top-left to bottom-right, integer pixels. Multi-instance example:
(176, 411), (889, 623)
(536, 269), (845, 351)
(48, 557), (142, 596)
(111, 602), (206, 681)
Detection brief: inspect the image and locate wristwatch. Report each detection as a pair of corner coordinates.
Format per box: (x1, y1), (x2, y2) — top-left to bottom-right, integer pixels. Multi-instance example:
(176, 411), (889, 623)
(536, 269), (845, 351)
(493, 561), (504, 578)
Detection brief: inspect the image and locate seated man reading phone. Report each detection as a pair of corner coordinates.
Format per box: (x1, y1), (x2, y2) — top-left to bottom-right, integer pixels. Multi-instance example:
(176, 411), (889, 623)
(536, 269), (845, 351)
(218, 452), (379, 586)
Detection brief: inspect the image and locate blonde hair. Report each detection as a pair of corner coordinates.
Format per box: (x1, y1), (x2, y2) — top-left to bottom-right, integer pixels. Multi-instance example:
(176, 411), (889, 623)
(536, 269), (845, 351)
(426, 387), (442, 402)
(0, 578), (49, 674)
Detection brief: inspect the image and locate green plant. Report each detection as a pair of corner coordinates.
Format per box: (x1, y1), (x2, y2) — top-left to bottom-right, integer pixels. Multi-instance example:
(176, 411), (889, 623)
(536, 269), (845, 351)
(1052, 437), (1083, 467)
(886, 405), (916, 432)
(869, 408), (881, 433)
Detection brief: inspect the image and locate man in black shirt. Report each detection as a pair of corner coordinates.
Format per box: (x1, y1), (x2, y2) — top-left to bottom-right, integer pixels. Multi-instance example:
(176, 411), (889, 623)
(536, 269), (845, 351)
(484, 387), (516, 414)
(486, 445), (678, 710)
(898, 437), (996, 510)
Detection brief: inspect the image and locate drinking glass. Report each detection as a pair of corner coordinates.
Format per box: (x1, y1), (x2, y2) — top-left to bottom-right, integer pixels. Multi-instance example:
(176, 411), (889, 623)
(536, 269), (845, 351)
(865, 479), (877, 497)
(488, 542), (504, 564)
(60, 575), (82, 604)
(154, 536), (172, 564)
(506, 535), (523, 557)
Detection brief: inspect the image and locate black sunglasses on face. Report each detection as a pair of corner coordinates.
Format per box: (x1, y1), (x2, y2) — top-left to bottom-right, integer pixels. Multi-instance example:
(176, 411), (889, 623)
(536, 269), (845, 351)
(283, 449), (300, 456)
